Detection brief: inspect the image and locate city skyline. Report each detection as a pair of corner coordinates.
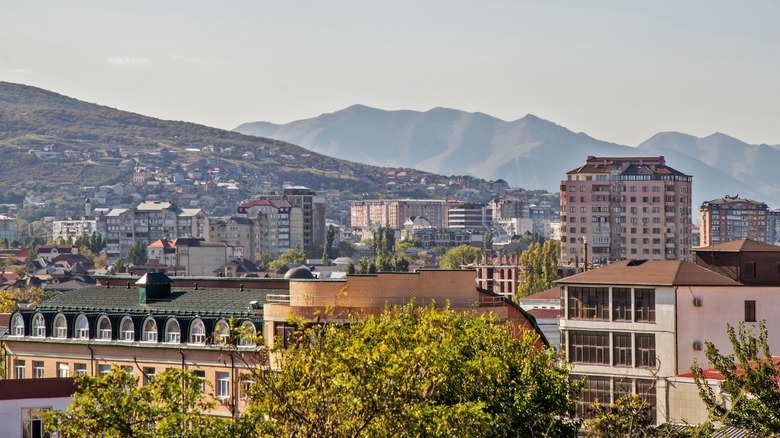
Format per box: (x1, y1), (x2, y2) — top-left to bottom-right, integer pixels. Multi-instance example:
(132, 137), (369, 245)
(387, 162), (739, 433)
(3, 1), (780, 147)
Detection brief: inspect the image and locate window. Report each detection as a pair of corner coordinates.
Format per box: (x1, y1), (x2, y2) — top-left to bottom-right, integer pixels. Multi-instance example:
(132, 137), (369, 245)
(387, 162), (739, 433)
(54, 314), (67, 338)
(567, 287), (609, 320)
(75, 314), (89, 339)
(574, 375), (611, 417)
(215, 319), (230, 345)
(636, 379), (657, 423)
(143, 367), (156, 386)
(97, 316), (112, 340)
(240, 374), (254, 401)
(120, 316), (134, 341)
(14, 359), (26, 379)
(33, 361), (45, 378)
(122, 365), (134, 375)
(142, 317), (158, 342)
(31, 313), (45, 337)
(11, 313), (24, 336)
(636, 334), (657, 368)
(99, 364), (112, 376)
(239, 321), (257, 347)
(635, 289), (656, 322)
(569, 331), (610, 364)
(613, 333), (632, 366)
(75, 363), (87, 376)
(22, 407), (51, 438)
(216, 372), (230, 399)
(745, 261), (756, 278)
(57, 362), (70, 377)
(190, 319), (206, 344)
(165, 319), (181, 343)
(612, 288), (631, 321)
(745, 300), (757, 322)
(193, 370), (206, 391)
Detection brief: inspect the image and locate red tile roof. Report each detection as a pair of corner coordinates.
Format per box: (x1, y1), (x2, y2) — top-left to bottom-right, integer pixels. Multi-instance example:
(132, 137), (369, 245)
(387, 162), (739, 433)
(675, 356), (780, 384)
(527, 308), (560, 319)
(695, 239), (780, 253)
(524, 286), (561, 300)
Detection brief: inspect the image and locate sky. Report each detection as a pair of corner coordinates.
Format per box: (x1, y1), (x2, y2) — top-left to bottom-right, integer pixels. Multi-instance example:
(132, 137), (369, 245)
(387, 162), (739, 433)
(2, 1), (779, 146)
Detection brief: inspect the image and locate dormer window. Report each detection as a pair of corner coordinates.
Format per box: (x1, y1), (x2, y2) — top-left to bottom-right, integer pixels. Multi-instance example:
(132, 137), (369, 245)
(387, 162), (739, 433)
(11, 314), (24, 336)
(97, 316), (112, 341)
(165, 319), (181, 343)
(189, 319), (206, 345)
(32, 313), (45, 338)
(142, 317), (158, 342)
(53, 314), (67, 338)
(214, 319), (229, 345)
(74, 315), (89, 339)
(120, 317), (134, 342)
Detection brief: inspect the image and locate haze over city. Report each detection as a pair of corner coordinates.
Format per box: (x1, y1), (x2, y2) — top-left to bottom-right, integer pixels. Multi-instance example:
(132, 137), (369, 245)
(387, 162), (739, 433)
(3, 0), (780, 146)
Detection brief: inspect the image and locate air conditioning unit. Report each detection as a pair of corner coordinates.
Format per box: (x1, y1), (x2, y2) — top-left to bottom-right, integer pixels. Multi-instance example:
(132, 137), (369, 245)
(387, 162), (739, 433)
(693, 341), (703, 351)
(693, 297), (703, 307)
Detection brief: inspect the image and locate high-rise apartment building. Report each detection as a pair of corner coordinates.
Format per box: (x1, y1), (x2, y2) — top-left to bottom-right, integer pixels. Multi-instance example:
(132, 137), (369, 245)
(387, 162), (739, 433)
(560, 156), (693, 264)
(250, 186), (325, 254)
(444, 202), (491, 229)
(699, 195), (768, 247)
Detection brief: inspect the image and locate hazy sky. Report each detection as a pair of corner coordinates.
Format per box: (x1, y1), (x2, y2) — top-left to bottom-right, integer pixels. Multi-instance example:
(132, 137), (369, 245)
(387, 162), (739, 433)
(2, 1), (779, 146)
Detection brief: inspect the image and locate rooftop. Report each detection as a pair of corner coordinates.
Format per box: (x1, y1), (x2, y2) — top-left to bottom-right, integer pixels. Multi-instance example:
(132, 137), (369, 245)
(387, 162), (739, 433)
(555, 260), (740, 287)
(694, 238), (780, 253)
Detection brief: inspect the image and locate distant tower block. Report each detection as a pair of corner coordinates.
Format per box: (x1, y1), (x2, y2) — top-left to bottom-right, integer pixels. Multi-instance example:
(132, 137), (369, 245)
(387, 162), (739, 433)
(85, 198), (92, 217)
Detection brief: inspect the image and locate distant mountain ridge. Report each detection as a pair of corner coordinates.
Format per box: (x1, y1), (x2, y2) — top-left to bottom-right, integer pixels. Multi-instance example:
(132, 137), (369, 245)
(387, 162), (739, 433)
(236, 106), (779, 208)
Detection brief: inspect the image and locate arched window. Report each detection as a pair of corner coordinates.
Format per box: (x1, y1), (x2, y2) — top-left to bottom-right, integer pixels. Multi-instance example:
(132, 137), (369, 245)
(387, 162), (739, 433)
(214, 319), (229, 345)
(11, 314), (24, 336)
(189, 319), (206, 344)
(53, 314), (67, 338)
(74, 315), (89, 339)
(142, 317), (158, 342)
(239, 321), (256, 347)
(165, 319), (181, 343)
(97, 316), (112, 341)
(32, 313), (45, 338)
(120, 317), (134, 342)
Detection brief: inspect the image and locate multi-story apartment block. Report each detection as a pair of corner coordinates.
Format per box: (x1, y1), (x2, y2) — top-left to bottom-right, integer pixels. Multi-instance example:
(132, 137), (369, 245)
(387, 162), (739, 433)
(560, 156), (693, 265)
(558, 238), (780, 424)
(351, 199), (449, 229)
(250, 186), (325, 254)
(51, 219), (99, 243)
(444, 202), (491, 229)
(235, 199), (304, 258)
(146, 237), (243, 276)
(699, 195), (768, 247)
(489, 196), (558, 241)
(104, 201), (210, 261)
(768, 209), (780, 244)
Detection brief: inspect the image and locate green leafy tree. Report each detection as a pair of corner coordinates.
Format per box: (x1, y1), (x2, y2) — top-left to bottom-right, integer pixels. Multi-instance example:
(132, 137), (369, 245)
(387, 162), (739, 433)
(0, 289), (16, 312)
(258, 252), (274, 270)
(75, 231), (106, 254)
(42, 367), (236, 437)
(373, 226), (396, 257)
(268, 246), (307, 272)
(126, 239), (148, 266)
(338, 240), (355, 257)
(483, 229), (493, 250)
(692, 320), (780, 435)
(345, 259), (355, 275)
(587, 395), (655, 437)
(112, 258), (127, 274)
(517, 240), (560, 298)
(356, 257), (370, 274)
(439, 244), (481, 269)
(243, 303), (583, 437)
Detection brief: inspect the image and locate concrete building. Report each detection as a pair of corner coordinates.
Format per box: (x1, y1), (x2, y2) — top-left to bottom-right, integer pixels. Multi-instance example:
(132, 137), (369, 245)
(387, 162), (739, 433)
(489, 197), (558, 242)
(52, 218), (99, 243)
(235, 199), (304, 258)
(444, 202), (491, 229)
(0, 378), (75, 438)
(104, 201), (210, 261)
(699, 195), (768, 247)
(249, 186), (325, 255)
(147, 237), (243, 276)
(351, 199), (449, 229)
(560, 156), (693, 265)
(0, 215), (15, 242)
(768, 209), (780, 244)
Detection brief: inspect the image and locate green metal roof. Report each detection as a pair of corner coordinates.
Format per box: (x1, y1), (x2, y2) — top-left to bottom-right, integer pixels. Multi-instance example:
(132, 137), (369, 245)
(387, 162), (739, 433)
(37, 285), (271, 318)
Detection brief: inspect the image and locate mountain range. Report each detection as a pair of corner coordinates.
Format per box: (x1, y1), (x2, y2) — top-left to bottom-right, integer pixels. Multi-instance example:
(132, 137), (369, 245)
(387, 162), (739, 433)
(236, 106), (780, 208)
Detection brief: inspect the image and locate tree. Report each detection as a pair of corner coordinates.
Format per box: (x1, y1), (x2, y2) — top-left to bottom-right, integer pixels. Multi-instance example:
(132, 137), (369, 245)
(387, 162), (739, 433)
(126, 239), (148, 266)
(42, 367), (236, 437)
(0, 289), (16, 312)
(439, 245), (481, 269)
(75, 231), (106, 254)
(692, 320), (780, 435)
(586, 395), (655, 437)
(345, 259), (355, 275)
(517, 240), (560, 298)
(483, 229), (493, 250)
(243, 303), (583, 437)
(268, 247), (307, 272)
(112, 258), (127, 274)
